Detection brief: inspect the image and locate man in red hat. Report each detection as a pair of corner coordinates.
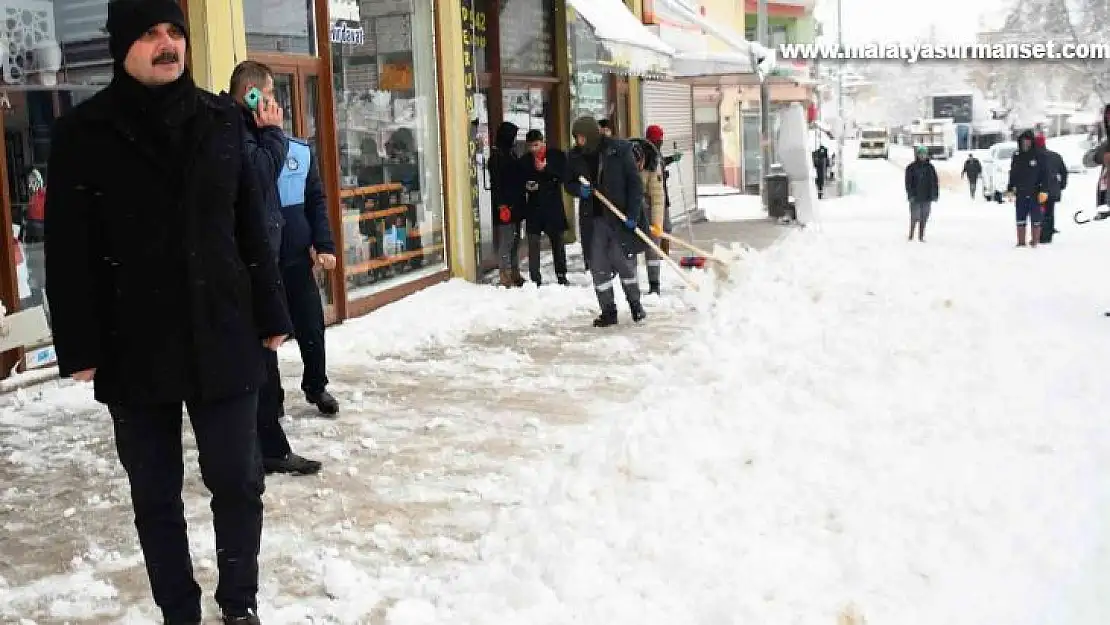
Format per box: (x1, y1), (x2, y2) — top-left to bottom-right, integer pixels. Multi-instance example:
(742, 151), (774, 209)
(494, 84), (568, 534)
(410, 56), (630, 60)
(1033, 132), (1066, 244)
(644, 125), (682, 271)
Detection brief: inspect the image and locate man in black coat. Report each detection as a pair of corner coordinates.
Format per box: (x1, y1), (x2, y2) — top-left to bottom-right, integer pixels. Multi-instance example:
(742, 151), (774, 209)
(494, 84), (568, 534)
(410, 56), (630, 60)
(1006, 129), (1048, 247)
(961, 153), (982, 198)
(521, 129), (569, 286)
(488, 121), (526, 287)
(228, 60), (325, 477)
(905, 145), (939, 241)
(812, 144), (829, 198)
(1034, 133), (1067, 243)
(43, 1), (291, 623)
(566, 116), (646, 327)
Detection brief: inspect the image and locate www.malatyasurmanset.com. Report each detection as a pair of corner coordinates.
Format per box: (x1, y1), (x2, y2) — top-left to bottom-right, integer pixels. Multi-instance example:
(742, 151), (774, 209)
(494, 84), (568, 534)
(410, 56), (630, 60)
(779, 42), (1110, 63)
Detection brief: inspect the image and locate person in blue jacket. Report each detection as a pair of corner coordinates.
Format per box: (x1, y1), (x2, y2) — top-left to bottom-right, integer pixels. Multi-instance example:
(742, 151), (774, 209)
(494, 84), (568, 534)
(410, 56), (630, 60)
(230, 60), (330, 476)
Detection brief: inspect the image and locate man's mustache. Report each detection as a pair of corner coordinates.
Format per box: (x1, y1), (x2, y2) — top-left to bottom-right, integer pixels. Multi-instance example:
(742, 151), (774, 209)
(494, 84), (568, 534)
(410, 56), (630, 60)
(152, 50), (179, 65)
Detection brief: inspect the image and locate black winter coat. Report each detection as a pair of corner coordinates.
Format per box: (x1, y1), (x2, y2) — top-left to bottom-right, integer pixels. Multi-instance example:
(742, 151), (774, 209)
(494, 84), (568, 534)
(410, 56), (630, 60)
(566, 137), (646, 252)
(521, 148), (569, 235)
(1007, 132), (1046, 198)
(905, 160), (939, 202)
(962, 157), (982, 180)
(44, 76), (293, 406)
(239, 107), (288, 262)
(488, 121), (525, 223)
(1039, 148), (1067, 202)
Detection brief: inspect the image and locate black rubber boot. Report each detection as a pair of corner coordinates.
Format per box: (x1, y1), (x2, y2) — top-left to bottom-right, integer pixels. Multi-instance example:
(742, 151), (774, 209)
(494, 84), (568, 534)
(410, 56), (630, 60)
(630, 301), (646, 322)
(592, 308), (618, 327)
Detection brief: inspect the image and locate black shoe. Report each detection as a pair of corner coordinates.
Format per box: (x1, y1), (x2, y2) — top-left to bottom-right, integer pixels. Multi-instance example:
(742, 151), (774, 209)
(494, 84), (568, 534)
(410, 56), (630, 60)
(629, 301), (646, 322)
(165, 620), (201, 625)
(264, 453), (322, 476)
(557, 275), (570, 286)
(307, 390), (339, 415)
(647, 281), (660, 295)
(223, 613), (261, 625)
(592, 308), (618, 327)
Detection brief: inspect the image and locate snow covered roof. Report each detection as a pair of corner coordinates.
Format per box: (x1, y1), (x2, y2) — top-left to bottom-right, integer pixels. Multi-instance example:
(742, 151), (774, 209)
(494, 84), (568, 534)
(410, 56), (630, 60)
(566, 0), (675, 77)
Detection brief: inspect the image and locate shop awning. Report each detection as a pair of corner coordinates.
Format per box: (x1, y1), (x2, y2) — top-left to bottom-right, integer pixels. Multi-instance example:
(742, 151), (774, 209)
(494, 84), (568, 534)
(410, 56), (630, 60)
(566, 0), (675, 78)
(652, 0), (775, 78)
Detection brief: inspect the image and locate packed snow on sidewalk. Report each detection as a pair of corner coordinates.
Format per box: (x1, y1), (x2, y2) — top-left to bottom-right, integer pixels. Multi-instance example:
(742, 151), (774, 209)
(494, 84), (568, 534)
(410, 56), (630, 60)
(4, 174), (1110, 623)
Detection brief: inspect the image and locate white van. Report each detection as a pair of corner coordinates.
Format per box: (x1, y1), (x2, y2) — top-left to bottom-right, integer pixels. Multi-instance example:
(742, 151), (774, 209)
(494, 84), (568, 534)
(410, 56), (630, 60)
(981, 141), (1017, 202)
(858, 127), (889, 159)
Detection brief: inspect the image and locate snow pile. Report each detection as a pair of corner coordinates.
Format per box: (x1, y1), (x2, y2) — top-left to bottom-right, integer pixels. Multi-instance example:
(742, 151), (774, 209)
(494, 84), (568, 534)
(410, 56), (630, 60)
(366, 191), (1110, 624)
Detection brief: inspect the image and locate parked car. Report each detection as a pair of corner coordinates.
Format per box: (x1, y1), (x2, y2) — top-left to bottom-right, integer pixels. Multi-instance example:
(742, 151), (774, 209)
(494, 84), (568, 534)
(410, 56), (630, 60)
(1046, 134), (1094, 173)
(981, 141), (1018, 202)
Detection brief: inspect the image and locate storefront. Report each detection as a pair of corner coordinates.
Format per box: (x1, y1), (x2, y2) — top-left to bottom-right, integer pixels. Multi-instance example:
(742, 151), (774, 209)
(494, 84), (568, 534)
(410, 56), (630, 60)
(0, 0), (466, 377)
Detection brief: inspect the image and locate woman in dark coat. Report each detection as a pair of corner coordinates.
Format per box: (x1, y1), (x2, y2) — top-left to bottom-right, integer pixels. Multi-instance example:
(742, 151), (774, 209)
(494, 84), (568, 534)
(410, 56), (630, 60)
(488, 121), (526, 287)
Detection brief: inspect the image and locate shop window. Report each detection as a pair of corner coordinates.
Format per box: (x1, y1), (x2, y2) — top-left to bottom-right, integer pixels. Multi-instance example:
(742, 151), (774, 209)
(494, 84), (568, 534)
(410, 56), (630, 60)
(498, 0), (555, 76)
(332, 0), (446, 302)
(567, 8), (613, 123)
(0, 0), (185, 370)
(244, 0), (317, 55)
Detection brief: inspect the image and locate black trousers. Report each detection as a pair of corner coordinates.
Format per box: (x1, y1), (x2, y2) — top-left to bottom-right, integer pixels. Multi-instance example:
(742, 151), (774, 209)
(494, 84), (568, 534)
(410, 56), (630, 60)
(578, 205), (595, 271)
(527, 227), (568, 283)
(281, 260), (328, 397)
(968, 177), (979, 197)
(257, 347), (291, 460)
(109, 393), (264, 622)
(1040, 200), (1057, 243)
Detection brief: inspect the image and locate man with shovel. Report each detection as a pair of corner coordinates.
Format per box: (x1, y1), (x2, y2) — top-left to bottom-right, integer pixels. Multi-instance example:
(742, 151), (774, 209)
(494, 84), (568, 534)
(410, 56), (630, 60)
(566, 116), (647, 327)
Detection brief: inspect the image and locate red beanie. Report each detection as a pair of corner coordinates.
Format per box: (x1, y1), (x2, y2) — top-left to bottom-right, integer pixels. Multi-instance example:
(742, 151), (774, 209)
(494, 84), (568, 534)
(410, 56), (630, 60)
(645, 125), (664, 143)
(1034, 133), (1046, 148)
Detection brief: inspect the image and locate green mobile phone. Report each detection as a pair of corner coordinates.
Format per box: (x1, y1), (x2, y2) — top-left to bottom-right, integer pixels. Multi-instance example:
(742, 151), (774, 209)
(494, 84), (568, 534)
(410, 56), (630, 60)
(245, 87), (262, 111)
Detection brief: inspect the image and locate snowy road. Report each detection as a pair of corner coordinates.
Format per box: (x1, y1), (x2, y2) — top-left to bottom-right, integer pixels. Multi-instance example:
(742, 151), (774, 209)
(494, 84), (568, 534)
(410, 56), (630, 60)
(5, 165), (1110, 624)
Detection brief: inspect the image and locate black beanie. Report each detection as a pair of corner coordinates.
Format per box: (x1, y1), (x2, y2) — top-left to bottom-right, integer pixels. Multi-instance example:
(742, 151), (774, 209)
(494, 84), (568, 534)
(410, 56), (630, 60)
(106, 0), (189, 64)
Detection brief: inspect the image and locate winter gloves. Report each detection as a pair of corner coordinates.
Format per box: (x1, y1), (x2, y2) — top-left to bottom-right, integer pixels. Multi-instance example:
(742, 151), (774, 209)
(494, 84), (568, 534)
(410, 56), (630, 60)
(498, 205), (512, 223)
(650, 224), (663, 238)
(623, 217), (638, 230)
(1037, 192), (1048, 204)
(576, 182), (592, 200)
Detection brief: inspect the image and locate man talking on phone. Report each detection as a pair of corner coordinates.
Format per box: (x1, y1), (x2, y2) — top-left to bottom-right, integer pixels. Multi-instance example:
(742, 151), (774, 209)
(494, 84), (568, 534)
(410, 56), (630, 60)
(229, 60), (325, 476)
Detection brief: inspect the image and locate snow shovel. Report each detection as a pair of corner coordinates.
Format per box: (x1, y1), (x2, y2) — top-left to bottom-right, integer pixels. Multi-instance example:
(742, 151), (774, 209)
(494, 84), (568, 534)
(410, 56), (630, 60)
(580, 177), (699, 291)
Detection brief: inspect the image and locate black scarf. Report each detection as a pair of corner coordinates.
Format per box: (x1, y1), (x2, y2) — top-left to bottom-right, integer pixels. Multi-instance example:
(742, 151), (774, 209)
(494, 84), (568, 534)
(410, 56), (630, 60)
(109, 68), (198, 154)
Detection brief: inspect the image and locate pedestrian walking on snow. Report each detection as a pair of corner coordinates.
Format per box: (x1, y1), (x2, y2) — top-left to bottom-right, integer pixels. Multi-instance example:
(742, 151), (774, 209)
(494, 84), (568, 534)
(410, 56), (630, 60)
(962, 153), (982, 199)
(1033, 132), (1066, 244)
(1006, 129), (1048, 247)
(905, 145), (939, 241)
(44, 1), (291, 621)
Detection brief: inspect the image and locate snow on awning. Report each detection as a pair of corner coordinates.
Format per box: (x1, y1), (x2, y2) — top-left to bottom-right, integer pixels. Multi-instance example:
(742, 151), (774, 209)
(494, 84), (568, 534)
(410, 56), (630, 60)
(566, 0), (674, 78)
(653, 0), (774, 77)
(671, 50), (753, 77)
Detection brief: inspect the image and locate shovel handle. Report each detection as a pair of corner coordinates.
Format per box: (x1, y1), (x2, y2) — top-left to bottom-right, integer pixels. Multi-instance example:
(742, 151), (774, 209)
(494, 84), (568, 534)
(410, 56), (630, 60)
(579, 176), (699, 291)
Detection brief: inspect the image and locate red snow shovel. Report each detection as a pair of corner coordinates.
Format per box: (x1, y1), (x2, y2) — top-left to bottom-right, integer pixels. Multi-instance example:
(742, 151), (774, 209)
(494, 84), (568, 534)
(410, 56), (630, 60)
(580, 177), (699, 291)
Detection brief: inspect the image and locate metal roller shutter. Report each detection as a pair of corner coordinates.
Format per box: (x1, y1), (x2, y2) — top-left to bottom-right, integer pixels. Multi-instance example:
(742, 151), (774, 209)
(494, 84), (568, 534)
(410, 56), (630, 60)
(641, 80), (696, 224)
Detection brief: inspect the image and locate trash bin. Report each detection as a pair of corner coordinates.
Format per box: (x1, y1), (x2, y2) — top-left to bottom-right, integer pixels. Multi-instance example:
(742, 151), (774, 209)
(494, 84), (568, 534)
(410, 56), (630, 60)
(764, 172), (790, 218)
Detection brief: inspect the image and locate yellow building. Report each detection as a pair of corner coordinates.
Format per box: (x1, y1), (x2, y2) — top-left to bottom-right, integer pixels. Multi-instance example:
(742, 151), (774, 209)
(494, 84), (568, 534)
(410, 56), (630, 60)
(0, 0), (676, 376)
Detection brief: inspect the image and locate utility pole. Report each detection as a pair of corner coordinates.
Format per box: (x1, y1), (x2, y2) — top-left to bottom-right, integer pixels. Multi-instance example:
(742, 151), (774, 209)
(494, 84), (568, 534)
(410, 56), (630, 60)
(836, 0), (845, 195)
(757, 0), (771, 209)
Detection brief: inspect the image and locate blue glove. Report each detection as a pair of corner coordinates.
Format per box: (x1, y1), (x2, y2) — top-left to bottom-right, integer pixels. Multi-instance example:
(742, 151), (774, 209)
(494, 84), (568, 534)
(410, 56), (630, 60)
(623, 217), (638, 230)
(577, 183), (592, 199)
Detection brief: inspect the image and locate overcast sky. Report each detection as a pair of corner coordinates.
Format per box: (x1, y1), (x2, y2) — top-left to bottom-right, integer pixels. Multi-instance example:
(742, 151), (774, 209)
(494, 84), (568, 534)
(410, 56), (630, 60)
(812, 0), (1010, 45)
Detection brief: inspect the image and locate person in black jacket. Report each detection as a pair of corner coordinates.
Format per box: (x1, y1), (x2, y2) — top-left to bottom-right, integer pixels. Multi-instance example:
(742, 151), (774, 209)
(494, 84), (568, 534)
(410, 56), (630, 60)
(488, 121), (526, 287)
(1033, 133), (1066, 243)
(905, 145), (939, 241)
(1006, 129), (1048, 247)
(521, 129), (569, 286)
(961, 153), (982, 198)
(229, 61), (323, 478)
(812, 144), (829, 198)
(43, 1), (291, 622)
(566, 116), (646, 326)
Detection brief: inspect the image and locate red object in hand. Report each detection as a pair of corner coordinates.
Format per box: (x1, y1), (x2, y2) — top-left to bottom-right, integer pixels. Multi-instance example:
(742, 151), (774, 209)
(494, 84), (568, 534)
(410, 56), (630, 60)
(499, 205), (512, 223)
(536, 145), (547, 162)
(680, 256), (706, 268)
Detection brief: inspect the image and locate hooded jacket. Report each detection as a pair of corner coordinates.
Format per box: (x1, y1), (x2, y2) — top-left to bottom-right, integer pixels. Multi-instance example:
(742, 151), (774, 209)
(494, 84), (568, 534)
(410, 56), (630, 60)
(521, 146), (570, 235)
(488, 121), (525, 223)
(566, 116), (645, 253)
(1007, 129), (1046, 197)
(905, 156), (939, 202)
(1034, 134), (1067, 202)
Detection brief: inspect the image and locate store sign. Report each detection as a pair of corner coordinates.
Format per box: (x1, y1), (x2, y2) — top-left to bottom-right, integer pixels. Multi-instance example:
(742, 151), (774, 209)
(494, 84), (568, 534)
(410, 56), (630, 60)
(330, 21), (365, 46)
(329, 0), (360, 22)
